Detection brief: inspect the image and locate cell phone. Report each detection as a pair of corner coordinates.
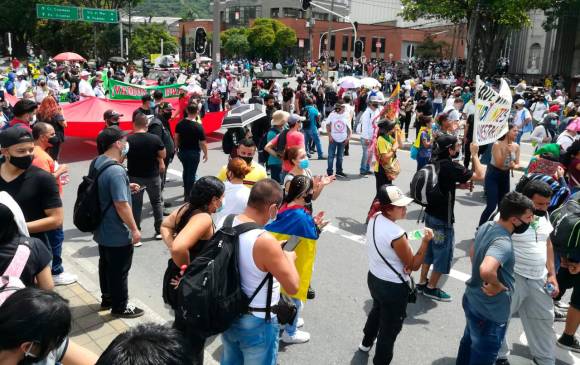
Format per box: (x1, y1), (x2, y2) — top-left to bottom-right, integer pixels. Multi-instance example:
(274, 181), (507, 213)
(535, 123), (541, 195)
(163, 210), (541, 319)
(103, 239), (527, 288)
(131, 186), (146, 194)
(282, 236), (300, 251)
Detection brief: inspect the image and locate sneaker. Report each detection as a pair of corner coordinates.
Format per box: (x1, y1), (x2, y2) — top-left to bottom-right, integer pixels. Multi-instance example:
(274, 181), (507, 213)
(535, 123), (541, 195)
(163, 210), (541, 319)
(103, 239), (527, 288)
(423, 287), (452, 302)
(554, 309), (567, 322)
(336, 172), (348, 178)
(100, 301), (112, 311)
(164, 201), (172, 208)
(111, 303), (145, 318)
(281, 330), (310, 344)
(52, 272), (77, 286)
(416, 281), (428, 293)
(154, 233), (162, 240)
(297, 317), (304, 328)
(555, 300), (570, 310)
(133, 241), (143, 247)
(495, 359), (510, 365)
(307, 286), (315, 299)
(358, 337), (376, 352)
(557, 334), (580, 353)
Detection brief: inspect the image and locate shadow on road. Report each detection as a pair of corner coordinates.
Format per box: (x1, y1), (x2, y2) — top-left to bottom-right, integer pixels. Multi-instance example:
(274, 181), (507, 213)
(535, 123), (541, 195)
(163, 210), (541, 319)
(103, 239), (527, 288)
(431, 356), (456, 365)
(335, 216), (367, 236)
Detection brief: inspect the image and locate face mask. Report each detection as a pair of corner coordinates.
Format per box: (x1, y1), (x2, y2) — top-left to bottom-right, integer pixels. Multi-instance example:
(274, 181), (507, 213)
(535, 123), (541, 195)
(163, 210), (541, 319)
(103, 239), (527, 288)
(121, 141), (129, 157)
(109, 119), (119, 126)
(29, 114), (36, 125)
(299, 158), (309, 169)
(9, 154), (33, 170)
(533, 209), (547, 217)
(47, 135), (59, 146)
(241, 156), (253, 165)
(550, 119), (557, 126)
(19, 342), (40, 365)
(512, 218), (531, 235)
(266, 207), (277, 225)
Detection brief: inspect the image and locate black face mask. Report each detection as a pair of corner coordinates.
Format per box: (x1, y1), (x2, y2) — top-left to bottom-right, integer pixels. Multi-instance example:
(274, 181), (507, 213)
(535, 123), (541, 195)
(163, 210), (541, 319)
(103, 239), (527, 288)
(240, 156), (253, 165)
(48, 136), (60, 146)
(9, 155), (33, 170)
(421, 96), (427, 100)
(534, 209), (547, 217)
(512, 218), (531, 235)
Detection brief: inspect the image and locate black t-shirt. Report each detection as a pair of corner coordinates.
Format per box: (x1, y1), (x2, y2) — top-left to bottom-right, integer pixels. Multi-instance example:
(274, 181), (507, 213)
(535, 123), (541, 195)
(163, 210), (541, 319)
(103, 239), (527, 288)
(425, 158), (473, 224)
(39, 113), (66, 141)
(126, 133), (165, 178)
(416, 100), (433, 116)
(0, 165), (62, 224)
(0, 236), (52, 286)
(175, 119), (206, 151)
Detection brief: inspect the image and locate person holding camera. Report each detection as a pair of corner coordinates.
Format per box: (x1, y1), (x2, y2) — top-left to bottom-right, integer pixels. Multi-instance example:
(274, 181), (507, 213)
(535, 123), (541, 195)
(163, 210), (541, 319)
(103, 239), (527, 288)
(358, 184), (433, 364)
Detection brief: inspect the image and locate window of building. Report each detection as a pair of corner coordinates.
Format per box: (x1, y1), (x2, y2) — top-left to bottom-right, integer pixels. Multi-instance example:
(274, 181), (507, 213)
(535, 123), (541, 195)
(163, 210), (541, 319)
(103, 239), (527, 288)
(330, 35), (336, 50)
(271, 8), (279, 18)
(528, 43), (541, 71)
(283, 7), (302, 18)
(342, 35), (349, 52)
(313, 12), (328, 21)
(371, 37), (377, 52)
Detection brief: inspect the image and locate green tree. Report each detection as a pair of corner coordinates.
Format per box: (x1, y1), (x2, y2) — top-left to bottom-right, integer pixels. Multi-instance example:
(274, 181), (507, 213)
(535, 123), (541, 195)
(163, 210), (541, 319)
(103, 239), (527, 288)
(246, 18), (297, 61)
(129, 23), (178, 59)
(247, 24), (276, 59)
(399, 0), (554, 76)
(415, 36), (449, 60)
(224, 33), (250, 58)
(221, 27), (248, 47)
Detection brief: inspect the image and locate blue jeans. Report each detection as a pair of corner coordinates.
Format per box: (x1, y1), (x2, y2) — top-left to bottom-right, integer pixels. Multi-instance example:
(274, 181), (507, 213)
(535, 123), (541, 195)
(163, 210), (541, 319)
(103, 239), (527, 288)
(221, 314), (279, 365)
(304, 128), (324, 159)
(327, 140), (345, 175)
(178, 149), (200, 199)
(478, 165), (510, 226)
(283, 298), (303, 337)
(456, 295), (508, 365)
(360, 137), (370, 174)
(432, 102), (443, 117)
(424, 213), (454, 275)
(46, 227), (64, 275)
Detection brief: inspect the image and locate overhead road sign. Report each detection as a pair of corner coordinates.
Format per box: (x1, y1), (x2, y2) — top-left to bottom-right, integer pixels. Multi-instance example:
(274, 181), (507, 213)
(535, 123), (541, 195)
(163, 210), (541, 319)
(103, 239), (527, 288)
(36, 4), (79, 21)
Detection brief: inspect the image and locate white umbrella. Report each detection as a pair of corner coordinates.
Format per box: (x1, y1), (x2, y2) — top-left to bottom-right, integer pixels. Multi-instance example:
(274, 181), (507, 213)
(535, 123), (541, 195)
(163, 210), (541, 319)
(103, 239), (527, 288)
(337, 76), (361, 89)
(360, 77), (381, 89)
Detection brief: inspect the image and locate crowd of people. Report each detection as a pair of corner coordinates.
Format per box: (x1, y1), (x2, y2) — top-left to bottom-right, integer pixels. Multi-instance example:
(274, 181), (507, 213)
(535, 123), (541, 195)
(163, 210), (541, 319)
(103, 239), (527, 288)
(1, 51), (580, 365)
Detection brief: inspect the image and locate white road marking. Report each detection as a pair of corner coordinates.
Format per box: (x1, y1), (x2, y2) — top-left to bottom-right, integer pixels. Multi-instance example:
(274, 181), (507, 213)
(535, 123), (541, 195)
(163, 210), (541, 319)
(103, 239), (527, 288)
(167, 168), (182, 177)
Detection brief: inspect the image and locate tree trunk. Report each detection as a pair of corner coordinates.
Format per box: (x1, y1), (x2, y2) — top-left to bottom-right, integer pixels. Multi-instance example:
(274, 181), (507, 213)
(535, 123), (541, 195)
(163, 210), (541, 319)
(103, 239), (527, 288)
(465, 9), (479, 78)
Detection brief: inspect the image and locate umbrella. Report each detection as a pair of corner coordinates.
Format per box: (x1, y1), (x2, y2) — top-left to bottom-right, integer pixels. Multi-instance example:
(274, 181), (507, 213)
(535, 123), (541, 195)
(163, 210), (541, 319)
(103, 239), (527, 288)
(338, 76), (361, 89)
(360, 77), (381, 89)
(256, 70), (285, 79)
(198, 56), (212, 62)
(222, 103), (266, 129)
(109, 56), (126, 63)
(53, 52), (86, 63)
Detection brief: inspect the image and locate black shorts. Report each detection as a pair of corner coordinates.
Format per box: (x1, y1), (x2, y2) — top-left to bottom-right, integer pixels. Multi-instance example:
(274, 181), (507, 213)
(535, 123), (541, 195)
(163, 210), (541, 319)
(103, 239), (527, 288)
(556, 267), (580, 310)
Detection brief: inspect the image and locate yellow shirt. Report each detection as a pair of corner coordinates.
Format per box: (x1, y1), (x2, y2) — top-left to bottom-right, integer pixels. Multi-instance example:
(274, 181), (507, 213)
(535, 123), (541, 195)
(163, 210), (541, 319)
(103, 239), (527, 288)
(374, 135), (393, 172)
(217, 161), (268, 188)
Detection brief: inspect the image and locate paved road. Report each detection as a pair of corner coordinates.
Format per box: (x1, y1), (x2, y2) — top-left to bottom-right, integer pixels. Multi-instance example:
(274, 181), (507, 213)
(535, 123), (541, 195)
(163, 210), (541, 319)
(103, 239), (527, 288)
(57, 127), (579, 365)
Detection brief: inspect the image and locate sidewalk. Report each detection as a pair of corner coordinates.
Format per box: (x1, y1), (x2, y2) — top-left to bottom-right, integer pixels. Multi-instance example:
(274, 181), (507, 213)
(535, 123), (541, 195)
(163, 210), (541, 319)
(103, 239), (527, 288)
(55, 283), (129, 356)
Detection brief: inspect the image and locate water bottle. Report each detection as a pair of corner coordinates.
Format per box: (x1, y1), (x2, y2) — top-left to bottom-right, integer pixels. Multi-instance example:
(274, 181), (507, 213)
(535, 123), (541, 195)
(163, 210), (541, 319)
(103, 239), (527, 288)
(408, 229), (424, 241)
(545, 282), (555, 296)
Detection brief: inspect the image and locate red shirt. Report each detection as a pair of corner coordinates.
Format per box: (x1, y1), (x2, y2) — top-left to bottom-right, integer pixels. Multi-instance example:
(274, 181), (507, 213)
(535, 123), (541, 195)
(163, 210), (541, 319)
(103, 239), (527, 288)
(9, 118), (32, 132)
(271, 130), (305, 172)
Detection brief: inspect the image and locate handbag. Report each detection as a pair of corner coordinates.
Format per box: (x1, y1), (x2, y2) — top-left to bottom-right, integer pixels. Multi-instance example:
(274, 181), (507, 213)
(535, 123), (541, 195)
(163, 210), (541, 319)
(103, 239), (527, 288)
(410, 145), (419, 160)
(383, 157), (401, 181)
(372, 217), (417, 304)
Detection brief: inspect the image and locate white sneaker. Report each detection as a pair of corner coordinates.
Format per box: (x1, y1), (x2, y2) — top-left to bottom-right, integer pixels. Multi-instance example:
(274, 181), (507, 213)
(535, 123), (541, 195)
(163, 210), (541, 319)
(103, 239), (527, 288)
(154, 233), (162, 240)
(555, 300), (570, 310)
(297, 317), (304, 328)
(281, 330), (310, 344)
(358, 338), (377, 352)
(133, 241), (143, 247)
(52, 272), (77, 286)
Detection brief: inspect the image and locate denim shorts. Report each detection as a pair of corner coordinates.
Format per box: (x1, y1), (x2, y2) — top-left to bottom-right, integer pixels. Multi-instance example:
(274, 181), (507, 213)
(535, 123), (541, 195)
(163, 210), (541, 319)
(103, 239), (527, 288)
(424, 213), (455, 274)
(221, 314), (279, 365)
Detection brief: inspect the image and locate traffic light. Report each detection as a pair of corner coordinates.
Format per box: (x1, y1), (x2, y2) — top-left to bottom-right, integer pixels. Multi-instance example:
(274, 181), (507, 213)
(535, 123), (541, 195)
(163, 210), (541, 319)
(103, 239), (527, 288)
(194, 27), (207, 54)
(301, 0), (311, 10)
(354, 39), (364, 59)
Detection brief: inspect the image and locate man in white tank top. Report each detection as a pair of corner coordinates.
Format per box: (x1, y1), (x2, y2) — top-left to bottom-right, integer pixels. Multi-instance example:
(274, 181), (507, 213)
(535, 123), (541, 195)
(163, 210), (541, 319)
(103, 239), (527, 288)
(220, 179), (299, 365)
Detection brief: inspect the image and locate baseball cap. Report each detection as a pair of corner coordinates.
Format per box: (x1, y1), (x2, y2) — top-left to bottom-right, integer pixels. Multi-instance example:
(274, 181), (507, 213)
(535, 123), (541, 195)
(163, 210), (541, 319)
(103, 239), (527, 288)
(377, 185), (413, 207)
(549, 104), (561, 113)
(288, 114), (306, 125)
(12, 99), (37, 116)
(159, 102), (175, 110)
(0, 127), (34, 148)
(453, 86), (462, 92)
(96, 127), (129, 152)
(515, 99), (526, 106)
(435, 134), (459, 150)
(103, 109), (123, 120)
(80, 70), (90, 77)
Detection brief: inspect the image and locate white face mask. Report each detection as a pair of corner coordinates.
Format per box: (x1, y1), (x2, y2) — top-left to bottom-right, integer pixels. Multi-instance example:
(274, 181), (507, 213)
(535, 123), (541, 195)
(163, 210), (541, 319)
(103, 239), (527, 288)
(121, 141), (129, 156)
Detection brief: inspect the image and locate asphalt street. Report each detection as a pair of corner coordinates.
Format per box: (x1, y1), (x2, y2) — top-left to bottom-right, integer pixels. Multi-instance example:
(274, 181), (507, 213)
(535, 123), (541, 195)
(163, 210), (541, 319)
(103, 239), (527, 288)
(57, 127), (579, 365)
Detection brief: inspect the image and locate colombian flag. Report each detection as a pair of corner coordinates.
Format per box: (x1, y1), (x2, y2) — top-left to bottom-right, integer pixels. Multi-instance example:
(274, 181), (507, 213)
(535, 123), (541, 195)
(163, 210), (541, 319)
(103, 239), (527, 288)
(265, 205), (319, 301)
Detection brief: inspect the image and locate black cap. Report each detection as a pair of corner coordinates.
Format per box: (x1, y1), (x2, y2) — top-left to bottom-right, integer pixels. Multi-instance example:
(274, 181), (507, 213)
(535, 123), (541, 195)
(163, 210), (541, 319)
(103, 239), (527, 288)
(377, 118), (396, 132)
(435, 134), (458, 150)
(96, 127), (129, 152)
(0, 127), (34, 148)
(159, 102), (174, 110)
(141, 94), (152, 102)
(103, 109), (123, 120)
(12, 99), (37, 117)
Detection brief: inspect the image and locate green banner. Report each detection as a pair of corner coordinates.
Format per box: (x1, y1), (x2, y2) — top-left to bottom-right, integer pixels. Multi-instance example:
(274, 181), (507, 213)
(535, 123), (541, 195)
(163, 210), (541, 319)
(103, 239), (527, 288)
(108, 79), (184, 100)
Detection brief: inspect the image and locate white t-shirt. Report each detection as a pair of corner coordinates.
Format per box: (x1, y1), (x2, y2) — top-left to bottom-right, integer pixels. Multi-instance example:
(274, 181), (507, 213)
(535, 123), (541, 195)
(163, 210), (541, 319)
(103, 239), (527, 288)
(327, 111), (351, 143)
(215, 182), (251, 229)
(367, 214), (409, 283)
(531, 102), (547, 121)
(494, 214), (552, 279)
(513, 108), (532, 127)
(463, 100), (476, 117)
(78, 79), (95, 100)
(557, 132), (576, 151)
(360, 107), (380, 140)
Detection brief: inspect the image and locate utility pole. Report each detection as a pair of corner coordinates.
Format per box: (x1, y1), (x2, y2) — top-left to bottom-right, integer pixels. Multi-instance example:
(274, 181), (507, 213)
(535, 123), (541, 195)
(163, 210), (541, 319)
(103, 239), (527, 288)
(119, 10), (124, 57)
(211, 0), (221, 79)
(325, 0), (335, 78)
(308, 8), (313, 60)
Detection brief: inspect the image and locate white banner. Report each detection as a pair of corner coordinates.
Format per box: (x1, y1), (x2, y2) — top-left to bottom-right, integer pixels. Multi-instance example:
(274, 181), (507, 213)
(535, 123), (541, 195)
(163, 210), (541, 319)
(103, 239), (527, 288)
(474, 75), (512, 145)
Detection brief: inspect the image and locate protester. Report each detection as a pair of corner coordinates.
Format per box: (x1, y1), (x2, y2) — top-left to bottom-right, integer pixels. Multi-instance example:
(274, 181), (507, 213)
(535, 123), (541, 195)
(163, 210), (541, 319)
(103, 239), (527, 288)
(414, 115), (433, 170)
(283, 146), (334, 198)
(78, 70), (95, 101)
(36, 95), (67, 160)
(96, 323), (194, 365)
(478, 123), (520, 226)
(213, 158), (251, 228)
(0, 287), (99, 365)
(557, 118), (579, 152)
(358, 185), (433, 364)
(148, 102), (176, 197)
(264, 110), (288, 183)
(360, 95), (382, 175)
(127, 113), (166, 242)
(303, 98), (324, 160)
(217, 138), (267, 188)
(418, 136), (485, 302)
(133, 94), (154, 119)
(9, 99), (37, 132)
(175, 103), (208, 199)
(530, 113), (559, 151)
(514, 99), (533, 144)
(373, 119), (400, 195)
(553, 255), (580, 353)
(456, 192), (534, 365)
(265, 113), (305, 180)
(326, 102), (351, 178)
(220, 179), (299, 364)
(34, 78), (50, 103)
(94, 127), (144, 318)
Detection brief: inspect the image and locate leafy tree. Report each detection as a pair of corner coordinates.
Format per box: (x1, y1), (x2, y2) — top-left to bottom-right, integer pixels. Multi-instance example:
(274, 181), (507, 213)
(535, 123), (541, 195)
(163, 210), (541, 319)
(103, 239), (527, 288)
(399, 0), (554, 76)
(415, 36), (449, 60)
(0, 0), (38, 56)
(221, 27), (248, 47)
(247, 24), (276, 59)
(224, 33), (250, 58)
(129, 23), (178, 58)
(246, 18), (297, 61)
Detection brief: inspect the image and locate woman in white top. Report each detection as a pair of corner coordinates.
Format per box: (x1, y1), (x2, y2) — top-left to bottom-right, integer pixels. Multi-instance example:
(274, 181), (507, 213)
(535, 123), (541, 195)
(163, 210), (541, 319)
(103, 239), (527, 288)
(283, 146), (334, 198)
(359, 185), (432, 364)
(214, 158), (252, 228)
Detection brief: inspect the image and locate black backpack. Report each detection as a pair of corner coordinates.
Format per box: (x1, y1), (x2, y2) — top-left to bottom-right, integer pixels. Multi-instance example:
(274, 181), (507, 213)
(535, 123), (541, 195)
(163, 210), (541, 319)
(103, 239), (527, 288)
(549, 194), (580, 256)
(176, 215), (261, 337)
(149, 117), (175, 157)
(73, 159), (120, 232)
(301, 107), (311, 129)
(409, 162), (445, 207)
(258, 127), (281, 165)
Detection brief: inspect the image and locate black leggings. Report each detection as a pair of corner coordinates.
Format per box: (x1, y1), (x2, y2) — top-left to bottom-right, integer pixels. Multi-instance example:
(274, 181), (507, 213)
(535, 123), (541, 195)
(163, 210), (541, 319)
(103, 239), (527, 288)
(374, 164), (392, 198)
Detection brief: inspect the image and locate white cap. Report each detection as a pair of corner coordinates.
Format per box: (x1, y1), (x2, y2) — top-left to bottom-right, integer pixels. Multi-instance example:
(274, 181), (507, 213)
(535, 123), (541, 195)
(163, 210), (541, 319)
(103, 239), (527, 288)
(378, 185), (414, 207)
(80, 70), (90, 77)
(515, 99), (526, 105)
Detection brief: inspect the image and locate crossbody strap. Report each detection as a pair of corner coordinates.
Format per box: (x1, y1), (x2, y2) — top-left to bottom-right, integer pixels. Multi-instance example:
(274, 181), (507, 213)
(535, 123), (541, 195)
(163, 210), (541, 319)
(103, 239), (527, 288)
(372, 217), (413, 292)
(93, 159), (122, 215)
(3, 240), (31, 277)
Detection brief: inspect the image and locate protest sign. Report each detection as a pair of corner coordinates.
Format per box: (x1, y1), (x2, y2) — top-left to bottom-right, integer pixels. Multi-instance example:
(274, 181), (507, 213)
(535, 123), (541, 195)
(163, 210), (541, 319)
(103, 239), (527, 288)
(107, 79), (183, 100)
(474, 75), (512, 145)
